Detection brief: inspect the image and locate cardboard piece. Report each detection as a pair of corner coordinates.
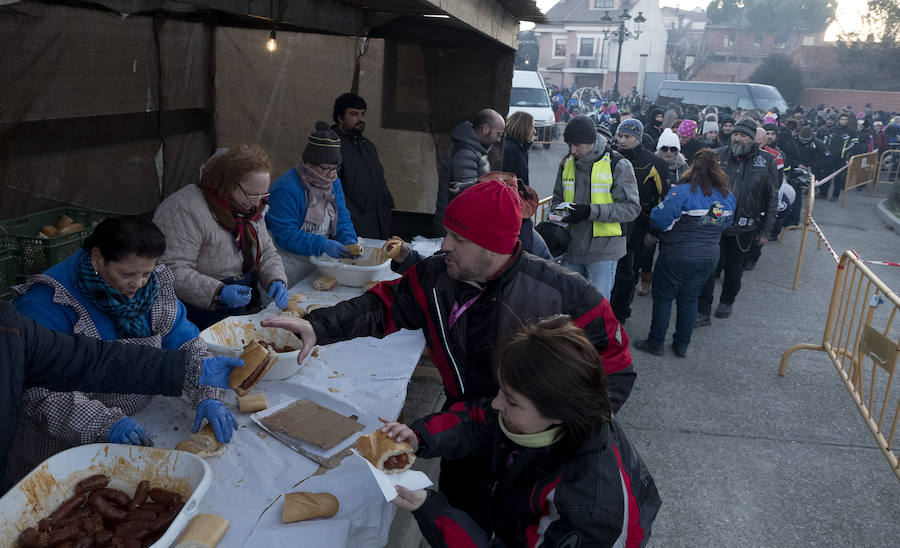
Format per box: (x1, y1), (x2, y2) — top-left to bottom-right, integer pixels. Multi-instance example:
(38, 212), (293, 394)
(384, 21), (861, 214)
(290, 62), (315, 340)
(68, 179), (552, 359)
(259, 399), (364, 451)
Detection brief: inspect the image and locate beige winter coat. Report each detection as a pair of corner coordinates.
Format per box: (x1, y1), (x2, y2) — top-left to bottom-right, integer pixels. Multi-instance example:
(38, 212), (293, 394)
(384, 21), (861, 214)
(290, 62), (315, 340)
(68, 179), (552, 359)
(153, 184), (287, 310)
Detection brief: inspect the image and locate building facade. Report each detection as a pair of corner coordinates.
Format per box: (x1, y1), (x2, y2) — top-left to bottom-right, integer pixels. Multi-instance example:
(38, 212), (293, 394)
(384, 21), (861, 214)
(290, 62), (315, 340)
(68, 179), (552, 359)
(534, 0), (667, 96)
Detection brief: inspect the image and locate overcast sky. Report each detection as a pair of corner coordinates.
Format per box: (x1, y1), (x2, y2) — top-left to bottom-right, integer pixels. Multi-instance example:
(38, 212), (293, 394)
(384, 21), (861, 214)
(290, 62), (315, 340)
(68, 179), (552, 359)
(529, 0), (866, 41)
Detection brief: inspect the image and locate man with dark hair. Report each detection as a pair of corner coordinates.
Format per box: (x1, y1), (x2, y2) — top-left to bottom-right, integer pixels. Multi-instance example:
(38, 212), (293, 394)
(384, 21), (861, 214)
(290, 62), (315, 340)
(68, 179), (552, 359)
(696, 119), (778, 324)
(821, 112), (860, 200)
(434, 109), (505, 233)
(718, 114), (734, 147)
(331, 93), (395, 239)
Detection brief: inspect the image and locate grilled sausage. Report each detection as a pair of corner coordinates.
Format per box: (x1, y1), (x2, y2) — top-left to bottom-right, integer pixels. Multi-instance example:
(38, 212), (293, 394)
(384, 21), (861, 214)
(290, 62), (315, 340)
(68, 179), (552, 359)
(93, 489), (130, 508)
(126, 481), (149, 511)
(88, 494), (127, 522)
(19, 527), (50, 548)
(46, 523), (79, 545)
(147, 488), (181, 506)
(48, 494), (87, 522)
(74, 475), (109, 495)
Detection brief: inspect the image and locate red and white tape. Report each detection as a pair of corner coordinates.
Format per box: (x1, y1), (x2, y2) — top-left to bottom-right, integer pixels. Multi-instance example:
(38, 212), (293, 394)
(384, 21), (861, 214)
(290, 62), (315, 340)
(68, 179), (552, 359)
(849, 248), (900, 267)
(807, 214), (841, 263)
(814, 165), (847, 189)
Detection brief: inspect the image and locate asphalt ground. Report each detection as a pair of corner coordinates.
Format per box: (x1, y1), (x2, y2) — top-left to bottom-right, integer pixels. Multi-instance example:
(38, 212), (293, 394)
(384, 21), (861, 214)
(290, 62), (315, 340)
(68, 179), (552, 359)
(391, 143), (900, 546)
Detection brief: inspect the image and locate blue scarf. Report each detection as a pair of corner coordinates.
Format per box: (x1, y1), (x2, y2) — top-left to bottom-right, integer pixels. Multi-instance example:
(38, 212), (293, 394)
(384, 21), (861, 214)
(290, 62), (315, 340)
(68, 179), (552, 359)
(75, 251), (158, 339)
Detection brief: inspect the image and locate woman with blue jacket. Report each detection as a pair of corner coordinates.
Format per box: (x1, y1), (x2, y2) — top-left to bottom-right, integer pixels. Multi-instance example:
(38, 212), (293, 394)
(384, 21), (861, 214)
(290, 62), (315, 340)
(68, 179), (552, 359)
(266, 121), (359, 286)
(10, 216), (237, 483)
(633, 149), (736, 358)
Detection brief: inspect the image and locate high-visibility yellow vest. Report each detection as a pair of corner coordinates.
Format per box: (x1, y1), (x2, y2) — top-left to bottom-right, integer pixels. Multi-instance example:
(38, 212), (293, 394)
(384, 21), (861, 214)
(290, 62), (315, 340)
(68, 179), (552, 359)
(562, 154), (622, 237)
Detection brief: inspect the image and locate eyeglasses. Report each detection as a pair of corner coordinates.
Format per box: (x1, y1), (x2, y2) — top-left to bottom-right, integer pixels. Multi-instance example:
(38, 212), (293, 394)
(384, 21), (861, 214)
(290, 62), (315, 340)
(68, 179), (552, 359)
(659, 146), (678, 153)
(238, 183), (270, 200)
(313, 164), (339, 174)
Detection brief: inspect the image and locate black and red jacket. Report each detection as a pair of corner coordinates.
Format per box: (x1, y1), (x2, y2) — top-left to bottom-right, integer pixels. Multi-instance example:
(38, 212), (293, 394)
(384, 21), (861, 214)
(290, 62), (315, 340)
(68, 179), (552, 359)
(409, 400), (661, 547)
(306, 246), (634, 408)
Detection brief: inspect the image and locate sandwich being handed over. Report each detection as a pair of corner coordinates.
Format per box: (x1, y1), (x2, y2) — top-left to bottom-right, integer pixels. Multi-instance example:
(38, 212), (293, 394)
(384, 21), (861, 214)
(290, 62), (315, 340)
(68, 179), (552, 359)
(355, 430), (416, 474)
(230, 341), (277, 396)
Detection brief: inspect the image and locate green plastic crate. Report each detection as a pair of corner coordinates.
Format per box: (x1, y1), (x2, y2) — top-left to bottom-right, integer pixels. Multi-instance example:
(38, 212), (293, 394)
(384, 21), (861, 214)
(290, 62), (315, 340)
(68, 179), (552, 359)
(0, 247), (14, 300)
(0, 207), (111, 279)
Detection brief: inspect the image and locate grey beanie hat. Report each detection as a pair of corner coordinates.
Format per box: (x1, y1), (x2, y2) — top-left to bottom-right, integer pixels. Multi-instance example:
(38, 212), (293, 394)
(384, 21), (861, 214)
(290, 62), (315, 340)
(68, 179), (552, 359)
(302, 121), (342, 165)
(798, 126), (814, 142)
(732, 118), (758, 139)
(564, 115), (597, 144)
(616, 118), (644, 140)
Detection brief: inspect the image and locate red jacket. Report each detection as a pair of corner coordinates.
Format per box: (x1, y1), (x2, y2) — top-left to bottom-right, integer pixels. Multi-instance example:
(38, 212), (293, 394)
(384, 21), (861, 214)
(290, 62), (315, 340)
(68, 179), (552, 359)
(410, 400), (661, 547)
(306, 246), (634, 408)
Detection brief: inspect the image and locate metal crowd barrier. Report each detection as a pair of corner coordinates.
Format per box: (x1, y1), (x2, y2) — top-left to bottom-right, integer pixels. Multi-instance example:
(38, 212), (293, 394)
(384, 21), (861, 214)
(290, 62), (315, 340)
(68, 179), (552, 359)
(779, 250), (900, 482)
(842, 151), (880, 207)
(530, 122), (568, 147)
(876, 148), (900, 186)
(532, 195), (553, 226)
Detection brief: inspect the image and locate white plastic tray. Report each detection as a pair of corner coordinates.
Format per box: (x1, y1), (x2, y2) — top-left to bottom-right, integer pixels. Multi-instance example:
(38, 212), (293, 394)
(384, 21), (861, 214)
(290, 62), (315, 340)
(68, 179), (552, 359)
(309, 239), (391, 288)
(200, 311), (305, 380)
(0, 443), (211, 547)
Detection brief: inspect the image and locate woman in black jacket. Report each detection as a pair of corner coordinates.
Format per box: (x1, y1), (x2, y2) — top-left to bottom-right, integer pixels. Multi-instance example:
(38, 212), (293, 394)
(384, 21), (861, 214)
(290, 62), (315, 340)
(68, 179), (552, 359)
(383, 316), (661, 548)
(501, 111), (534, 185)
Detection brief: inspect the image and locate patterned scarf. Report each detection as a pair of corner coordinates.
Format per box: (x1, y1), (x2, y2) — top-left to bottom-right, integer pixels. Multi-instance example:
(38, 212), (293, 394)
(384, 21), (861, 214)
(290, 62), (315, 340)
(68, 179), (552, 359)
(200, 185), (265, 273)
(294, 160), (338, 235)
(76, 251), (158, 339)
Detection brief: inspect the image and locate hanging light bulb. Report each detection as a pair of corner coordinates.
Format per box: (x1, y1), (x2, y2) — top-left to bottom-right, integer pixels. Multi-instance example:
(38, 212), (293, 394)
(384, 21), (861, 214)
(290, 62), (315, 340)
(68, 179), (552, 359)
(266, 29), (277, 52)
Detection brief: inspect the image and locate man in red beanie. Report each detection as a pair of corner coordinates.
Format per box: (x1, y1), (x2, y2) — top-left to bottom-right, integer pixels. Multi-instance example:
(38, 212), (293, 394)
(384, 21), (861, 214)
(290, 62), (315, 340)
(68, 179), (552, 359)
(261, 180), (634, 528)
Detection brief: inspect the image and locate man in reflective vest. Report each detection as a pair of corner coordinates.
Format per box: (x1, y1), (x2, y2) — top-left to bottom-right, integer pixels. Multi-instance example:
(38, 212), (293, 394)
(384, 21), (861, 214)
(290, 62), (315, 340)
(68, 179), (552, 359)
(552, 115), (640, 299)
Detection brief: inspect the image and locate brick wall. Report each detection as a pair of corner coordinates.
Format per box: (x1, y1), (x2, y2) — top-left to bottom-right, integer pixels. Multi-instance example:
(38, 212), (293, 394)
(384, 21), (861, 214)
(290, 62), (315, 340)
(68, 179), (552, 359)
(799, 88), (900, 113)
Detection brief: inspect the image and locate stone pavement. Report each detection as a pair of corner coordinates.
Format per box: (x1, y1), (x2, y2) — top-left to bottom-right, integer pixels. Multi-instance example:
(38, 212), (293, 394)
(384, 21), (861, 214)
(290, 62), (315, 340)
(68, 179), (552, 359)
(386, 173), (900, 547)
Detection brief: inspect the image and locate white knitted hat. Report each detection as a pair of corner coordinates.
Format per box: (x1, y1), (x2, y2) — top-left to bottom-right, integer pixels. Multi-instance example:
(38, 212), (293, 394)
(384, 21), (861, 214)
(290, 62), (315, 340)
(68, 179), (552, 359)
(656, 128), (680, 151)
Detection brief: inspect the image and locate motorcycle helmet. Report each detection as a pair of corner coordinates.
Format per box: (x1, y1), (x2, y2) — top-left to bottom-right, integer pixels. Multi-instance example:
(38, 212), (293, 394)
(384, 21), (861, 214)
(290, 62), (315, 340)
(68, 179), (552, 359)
(535, 221), (571, 258)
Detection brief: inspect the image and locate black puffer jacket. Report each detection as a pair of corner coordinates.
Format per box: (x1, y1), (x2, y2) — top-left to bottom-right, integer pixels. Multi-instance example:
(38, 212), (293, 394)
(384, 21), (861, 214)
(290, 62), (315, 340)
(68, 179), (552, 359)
(306, 247), (635, 409)
(716, 144), (778, 236)
(0, 301), (191, 491)
(333, 127), (395, 239)
(410, 400), (661, 548)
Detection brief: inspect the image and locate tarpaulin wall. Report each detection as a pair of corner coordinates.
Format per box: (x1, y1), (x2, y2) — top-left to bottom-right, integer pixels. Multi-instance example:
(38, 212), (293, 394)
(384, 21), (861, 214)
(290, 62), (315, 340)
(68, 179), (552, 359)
(0, 2), (213, 219)
(213, 26), (514, 215)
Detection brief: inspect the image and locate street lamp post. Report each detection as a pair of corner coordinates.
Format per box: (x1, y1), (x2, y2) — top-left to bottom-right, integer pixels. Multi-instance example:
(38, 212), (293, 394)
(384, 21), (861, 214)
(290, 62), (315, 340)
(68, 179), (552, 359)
(601, 9), (646, 101)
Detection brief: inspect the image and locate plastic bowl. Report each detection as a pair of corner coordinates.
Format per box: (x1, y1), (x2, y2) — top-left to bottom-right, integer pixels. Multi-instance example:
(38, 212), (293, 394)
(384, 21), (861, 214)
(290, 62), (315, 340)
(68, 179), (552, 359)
(0, 444), (211, 547)
(200, 316), (304, 380)
(309, 244), (391, 288)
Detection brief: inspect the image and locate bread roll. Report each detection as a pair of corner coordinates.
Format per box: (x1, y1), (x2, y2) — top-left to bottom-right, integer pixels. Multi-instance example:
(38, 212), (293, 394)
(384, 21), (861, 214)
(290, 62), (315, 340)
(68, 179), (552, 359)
(381, 237), (404, 260)
(346, 243), (363, 257)
(355, 430), (416, 474)
(175, 424), (224, 458)
(55, 214), (74, 230)
(283, 294), (306, 316)
(57, 222), (84, 235)
(237, 393), (268, 413)
(313, 275), (337, 291)
(230, 341), (277, 397)
(282, 492), (339, 523)
(174, 514), (230, 548)
(305, 304), (329, 313)
(41, 225), (59, 238)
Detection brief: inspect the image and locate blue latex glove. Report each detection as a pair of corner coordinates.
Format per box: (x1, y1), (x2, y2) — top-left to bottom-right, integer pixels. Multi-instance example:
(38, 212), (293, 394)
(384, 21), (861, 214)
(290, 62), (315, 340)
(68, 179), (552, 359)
(268, 281), (289, 309)
(192, 399), (238, 443)
(108, 417), (154, 446)
(324, 240), (350, 259)
(219, 284), (252, 308)
(198, 356), (244, 389)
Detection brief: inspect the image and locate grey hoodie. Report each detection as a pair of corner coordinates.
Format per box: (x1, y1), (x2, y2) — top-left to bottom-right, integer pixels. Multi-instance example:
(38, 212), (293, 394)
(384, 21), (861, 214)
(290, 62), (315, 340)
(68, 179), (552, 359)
(552, 135), (640, 264)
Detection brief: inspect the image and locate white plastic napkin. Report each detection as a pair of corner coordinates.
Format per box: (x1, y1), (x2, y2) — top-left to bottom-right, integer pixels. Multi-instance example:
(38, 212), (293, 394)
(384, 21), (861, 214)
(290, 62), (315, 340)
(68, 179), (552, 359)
(352, 450), (433, 501)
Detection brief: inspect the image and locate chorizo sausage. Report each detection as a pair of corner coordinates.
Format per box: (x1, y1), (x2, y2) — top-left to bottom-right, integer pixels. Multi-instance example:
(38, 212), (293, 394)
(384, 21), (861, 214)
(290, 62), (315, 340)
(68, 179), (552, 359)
(74, 475), (109, 495)
(46, 523), (79, 545)
(38, 518), (54, 532)
(124, 510), (156, 522)
(73, 537), (94, 548)
(126, 481), (149, 511)
(133, 503), (164, 514)
(147, 488), (181, 506)
(19, 527), (50, 548)
(93, 489), (130, 508)
(148, 506), (179, 533)
(93, 530), (113, 545)
(113, 520), (152, 540)
(48, 494), (87, 522)
(88, 494), (127, 522)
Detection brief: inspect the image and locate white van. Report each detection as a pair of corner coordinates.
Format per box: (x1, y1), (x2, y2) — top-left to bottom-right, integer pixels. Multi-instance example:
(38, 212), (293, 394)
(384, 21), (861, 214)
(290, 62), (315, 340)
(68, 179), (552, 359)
(509, 70), (556, 148)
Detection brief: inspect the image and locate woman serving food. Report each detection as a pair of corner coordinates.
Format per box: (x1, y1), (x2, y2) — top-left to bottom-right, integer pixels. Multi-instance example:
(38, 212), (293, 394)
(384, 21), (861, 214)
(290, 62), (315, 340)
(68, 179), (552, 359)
(380, 316), (661, 547)
(9, 216), (239, 484)
(153, 144), (289, 330)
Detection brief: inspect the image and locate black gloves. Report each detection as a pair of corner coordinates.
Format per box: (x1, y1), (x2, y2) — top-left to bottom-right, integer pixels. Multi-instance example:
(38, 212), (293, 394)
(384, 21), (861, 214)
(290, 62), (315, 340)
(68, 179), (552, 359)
(562, 204), (592, 224)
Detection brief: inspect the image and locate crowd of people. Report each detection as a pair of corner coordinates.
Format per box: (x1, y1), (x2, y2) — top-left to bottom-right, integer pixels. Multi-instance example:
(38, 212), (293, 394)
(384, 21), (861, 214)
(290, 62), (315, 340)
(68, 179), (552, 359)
(6, 83), (899, 546)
